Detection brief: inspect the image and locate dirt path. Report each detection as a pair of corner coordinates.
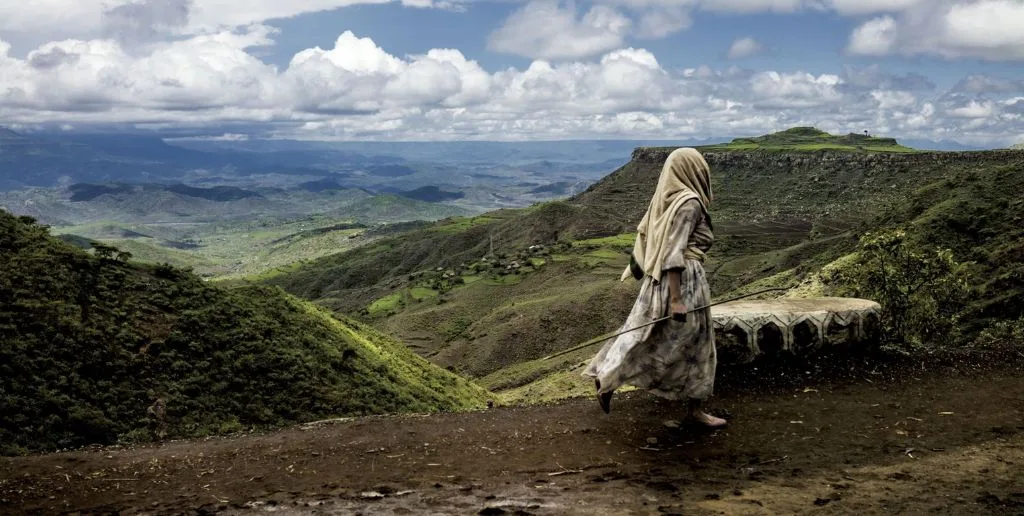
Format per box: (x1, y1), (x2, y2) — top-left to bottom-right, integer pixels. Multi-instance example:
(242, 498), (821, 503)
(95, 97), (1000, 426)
(3, 352), (1024, 516)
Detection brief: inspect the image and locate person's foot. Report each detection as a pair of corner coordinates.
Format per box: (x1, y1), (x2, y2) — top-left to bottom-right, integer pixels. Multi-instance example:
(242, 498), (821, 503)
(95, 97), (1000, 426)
(690, 410), (727, 428)
(595, 379), (612, 414)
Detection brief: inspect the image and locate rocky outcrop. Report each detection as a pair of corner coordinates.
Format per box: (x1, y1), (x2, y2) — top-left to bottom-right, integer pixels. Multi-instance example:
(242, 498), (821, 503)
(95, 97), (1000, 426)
(601, 148), (1024, 228)
(632, 148), (1024, 169)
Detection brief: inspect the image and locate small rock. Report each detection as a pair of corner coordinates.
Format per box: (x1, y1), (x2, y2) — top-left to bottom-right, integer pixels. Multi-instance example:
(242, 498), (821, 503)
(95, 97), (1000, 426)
(663, 420), (681, 429)
(814, 497), (831, 506)
(359, 491), (385, 500)
(646, 437), (659, 445)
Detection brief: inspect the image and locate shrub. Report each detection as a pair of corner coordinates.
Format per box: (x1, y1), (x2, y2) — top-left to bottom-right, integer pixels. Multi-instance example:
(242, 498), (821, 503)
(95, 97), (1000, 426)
(823, 228), (974, 348)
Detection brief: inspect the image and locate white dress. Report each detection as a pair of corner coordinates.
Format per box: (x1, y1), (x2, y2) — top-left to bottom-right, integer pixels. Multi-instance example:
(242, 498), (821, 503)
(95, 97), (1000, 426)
(583, 199), (716, 400)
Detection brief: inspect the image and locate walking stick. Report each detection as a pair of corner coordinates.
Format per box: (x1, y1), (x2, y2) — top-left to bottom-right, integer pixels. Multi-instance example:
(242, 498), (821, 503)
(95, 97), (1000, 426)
(540, 287), (791, 361)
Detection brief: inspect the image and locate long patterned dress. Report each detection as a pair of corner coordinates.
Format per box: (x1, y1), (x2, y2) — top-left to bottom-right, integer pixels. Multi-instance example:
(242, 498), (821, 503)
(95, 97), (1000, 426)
(584, 198), (716, 401)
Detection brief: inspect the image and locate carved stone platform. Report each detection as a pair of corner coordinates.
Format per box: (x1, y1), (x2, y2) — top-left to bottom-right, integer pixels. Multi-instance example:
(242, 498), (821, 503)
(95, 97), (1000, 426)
(711, 297), (882, 363)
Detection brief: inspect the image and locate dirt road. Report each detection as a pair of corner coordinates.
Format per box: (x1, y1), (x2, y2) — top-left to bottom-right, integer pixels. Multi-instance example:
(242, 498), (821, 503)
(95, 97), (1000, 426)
(3, 350), (1024, 515)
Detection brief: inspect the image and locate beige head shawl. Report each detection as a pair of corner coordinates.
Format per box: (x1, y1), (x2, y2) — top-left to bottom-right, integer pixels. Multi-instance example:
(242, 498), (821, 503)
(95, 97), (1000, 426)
(621, 147), (713, 282)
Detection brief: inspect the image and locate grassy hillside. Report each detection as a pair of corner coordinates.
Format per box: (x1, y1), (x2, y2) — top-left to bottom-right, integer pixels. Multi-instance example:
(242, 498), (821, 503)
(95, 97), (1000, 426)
(863, 159), (1024, 332)
(696, 126), (918, 153)
(254, 128), (1024, 407)
(489, 154), (1024, 403)
(0, 210), (489, 455)
(261, 127), (985, 315)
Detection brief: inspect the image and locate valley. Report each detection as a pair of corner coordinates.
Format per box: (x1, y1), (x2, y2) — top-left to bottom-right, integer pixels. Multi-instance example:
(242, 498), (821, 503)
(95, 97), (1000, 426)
(257, 128), (1024, 405)
(2, 129), (674, 278)
(2, 126), (1023, 515)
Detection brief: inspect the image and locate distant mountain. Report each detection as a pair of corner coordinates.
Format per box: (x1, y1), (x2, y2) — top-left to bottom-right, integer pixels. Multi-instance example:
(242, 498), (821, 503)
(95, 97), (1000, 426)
(67, 183), (262, 202)
(367, 164), (417, 177)
(163, 184), (262, 202)
(0, 128), (345, 191)
(528, 182), (574, 195)
(697, 127), (915, 153)
(0, 128), (178, 189)
(398, 186), (465, 202)
(57, 132), (230, 167)
(0, 182), (372, 226)
(297, 175), (352, 192)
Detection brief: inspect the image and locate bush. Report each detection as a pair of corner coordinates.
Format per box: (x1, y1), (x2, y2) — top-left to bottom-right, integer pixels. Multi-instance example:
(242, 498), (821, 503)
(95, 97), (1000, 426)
(0, 210), (489, 454)
(824, 228), (973, 348)
(972, 317), (1024, 349)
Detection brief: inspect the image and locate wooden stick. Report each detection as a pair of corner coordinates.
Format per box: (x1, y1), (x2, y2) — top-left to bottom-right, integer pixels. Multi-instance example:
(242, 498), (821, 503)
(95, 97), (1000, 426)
(541, 287), (790, 361)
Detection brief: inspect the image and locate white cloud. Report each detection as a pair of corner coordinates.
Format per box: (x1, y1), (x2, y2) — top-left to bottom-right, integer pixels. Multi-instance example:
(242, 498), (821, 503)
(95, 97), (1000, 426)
(727, 37), (764, 59)
(486, 1), (632, 60)
(847, 16), (898, 55)
(948, 100), (998, 118)
(0, 0), (464, 49)
(1, 29), (1021, 147)
(485, 0), (1024, 63)
(749, 71), (843, 108)
(847, 1), (1024, 61)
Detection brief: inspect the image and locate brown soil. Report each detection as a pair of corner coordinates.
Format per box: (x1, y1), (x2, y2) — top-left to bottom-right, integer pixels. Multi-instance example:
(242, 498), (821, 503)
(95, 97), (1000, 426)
(3, 349), (1024, 516)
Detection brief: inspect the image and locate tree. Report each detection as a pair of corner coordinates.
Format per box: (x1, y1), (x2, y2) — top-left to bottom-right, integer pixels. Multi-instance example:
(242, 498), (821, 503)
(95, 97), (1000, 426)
(825, 229), (973, 347)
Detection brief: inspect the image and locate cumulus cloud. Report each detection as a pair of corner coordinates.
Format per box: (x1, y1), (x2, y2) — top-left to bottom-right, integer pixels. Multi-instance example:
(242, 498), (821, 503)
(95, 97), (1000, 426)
(486, 0), (1024, 63)
(727, 37), (764, 59)
(847, 0), (1024, 61)
(0, 0), (464, 48)
(1, 27), (1021, 146)
(102, 0), (193, 47)
(486, 1), (632, 60)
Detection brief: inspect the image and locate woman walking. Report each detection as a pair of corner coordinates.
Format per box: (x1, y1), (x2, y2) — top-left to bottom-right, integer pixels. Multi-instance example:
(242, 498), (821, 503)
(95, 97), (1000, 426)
(583, 147), (726, 428)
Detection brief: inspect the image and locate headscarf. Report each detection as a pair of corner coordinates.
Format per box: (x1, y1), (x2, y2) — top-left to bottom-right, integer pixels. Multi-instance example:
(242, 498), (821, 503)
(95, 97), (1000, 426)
(621, 147), (713, 282)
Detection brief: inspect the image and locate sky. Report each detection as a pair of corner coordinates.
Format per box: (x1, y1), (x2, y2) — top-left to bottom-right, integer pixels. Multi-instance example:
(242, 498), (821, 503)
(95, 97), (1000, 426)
(1, 0), (1023, 146)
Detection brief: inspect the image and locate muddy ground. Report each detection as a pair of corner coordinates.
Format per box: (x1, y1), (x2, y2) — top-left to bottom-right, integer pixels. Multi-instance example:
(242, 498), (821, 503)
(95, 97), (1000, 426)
(2, 348), (1024, 516)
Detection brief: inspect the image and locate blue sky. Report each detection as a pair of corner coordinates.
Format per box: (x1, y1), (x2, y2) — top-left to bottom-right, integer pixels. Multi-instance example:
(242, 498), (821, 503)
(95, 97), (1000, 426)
(267, 2), (1022, 90)
(1, 0), (1023, 146)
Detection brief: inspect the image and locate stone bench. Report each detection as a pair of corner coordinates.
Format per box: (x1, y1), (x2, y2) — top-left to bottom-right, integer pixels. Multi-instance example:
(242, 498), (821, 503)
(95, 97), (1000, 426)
(711, 297), (882, 363)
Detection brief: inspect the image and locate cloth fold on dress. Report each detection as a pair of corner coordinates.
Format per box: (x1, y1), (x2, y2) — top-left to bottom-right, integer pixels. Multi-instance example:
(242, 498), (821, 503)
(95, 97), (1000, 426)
(585, 199), (716, 400)
(622, 147), (714, 283)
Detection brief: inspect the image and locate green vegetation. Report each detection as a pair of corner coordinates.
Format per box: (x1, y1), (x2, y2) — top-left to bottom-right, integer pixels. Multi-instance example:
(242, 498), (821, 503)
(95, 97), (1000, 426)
(820, 160), (1024, 341)
(573, 232), (636, 249)
(258, 128), (1023, 406)
(697, 127), (918, 153)
(822, 229), (972, 348)
(431, 215), (499, 233)
(368, 292), (404, 316)
(0, 210), (489, 455)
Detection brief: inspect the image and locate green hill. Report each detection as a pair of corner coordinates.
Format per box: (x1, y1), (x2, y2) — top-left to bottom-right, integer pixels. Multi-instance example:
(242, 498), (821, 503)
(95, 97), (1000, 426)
(696, 126), (918, 153)
(0, 210), (489, 455)
(256, 133), (1024, 403)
